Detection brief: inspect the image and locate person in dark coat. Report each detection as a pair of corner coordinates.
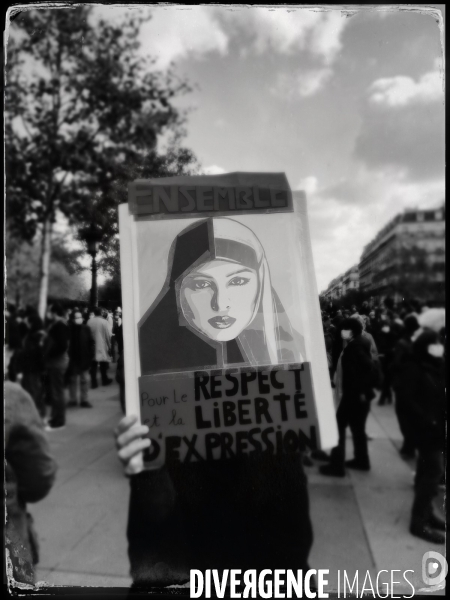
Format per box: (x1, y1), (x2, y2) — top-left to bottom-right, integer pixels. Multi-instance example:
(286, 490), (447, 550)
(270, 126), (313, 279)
(44, 303), (70, 430)
(5, 381), (57, 585)
(375, 313), (401, 405)
(7, 308), (30, 382)
(396, 330), (445, 544)
(19, 313), (47, 419)
(320, 318), (376, 477)
(322, 313), (338, 383)
(111, 309), (122, 362)
(390, 314), (421, 458)
(116, 417), (313, 588)
(67, 310), (95, 408)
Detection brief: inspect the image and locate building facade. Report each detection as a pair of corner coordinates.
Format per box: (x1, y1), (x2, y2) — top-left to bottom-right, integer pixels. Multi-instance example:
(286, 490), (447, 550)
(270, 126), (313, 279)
(359, 206), (445, 302)
(321, 265), (359, 302)
(322, 205), (445, 304)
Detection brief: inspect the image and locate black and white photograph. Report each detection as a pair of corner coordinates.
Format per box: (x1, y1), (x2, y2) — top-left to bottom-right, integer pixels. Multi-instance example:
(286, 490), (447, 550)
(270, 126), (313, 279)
(4, 3), (445, 598)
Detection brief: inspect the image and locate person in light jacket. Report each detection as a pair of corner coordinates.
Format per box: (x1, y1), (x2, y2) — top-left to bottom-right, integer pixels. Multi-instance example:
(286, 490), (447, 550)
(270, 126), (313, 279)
(5, 381), (57, 585)
(87, 306), (112, 387)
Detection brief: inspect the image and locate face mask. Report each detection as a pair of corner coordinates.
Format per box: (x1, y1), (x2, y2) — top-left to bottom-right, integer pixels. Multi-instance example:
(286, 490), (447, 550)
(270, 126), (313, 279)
(428, 344), (444, 358)
(341, 330), (352, 340)
(381, 326), (390, 333)
(74, 318), (83, 325)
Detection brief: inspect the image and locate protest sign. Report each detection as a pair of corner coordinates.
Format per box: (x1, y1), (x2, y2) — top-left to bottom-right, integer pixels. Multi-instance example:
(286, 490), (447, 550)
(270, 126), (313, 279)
(119, 172), (337, 469)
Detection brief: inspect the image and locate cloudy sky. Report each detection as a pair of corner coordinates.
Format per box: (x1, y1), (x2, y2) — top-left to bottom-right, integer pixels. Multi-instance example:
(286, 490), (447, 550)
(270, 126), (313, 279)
(82, 5), (445, 290)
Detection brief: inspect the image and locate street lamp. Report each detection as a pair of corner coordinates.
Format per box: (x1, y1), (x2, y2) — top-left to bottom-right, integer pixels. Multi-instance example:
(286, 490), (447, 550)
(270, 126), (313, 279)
(81, 223), (103, 307)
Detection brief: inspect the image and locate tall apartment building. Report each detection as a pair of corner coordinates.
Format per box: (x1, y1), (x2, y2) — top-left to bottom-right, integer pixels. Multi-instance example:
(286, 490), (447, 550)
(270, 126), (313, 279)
(359, 205), (445, 302)
(322, 265), (359, 301)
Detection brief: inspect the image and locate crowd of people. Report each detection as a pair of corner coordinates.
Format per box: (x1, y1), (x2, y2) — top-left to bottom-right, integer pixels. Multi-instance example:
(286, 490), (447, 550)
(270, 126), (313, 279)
(5, 303), (125, 430)
(318, 299), (446, 545)
(5, 295), (445, 587)
(5, 302), (125, 583)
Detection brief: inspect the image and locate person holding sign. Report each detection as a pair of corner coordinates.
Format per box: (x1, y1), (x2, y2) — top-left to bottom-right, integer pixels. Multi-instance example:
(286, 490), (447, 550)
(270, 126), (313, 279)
(114, 171), (341, 589)
(115, 216), (314, 587)
(116, 413), (314, 588)
(139, 217), (305, 374)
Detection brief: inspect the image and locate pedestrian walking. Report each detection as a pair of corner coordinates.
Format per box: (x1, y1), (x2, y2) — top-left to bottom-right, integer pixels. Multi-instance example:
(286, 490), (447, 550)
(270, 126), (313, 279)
(111, 308), (122, 362)
(87, 307), (112, 388)
(106, 309), (114, 335)
(374, 314), (397, 405)
(396, 329), (445, 544)
(320, 317), (377, 477)
(67, 310), (95, 408)
(19, 313), (47, 419)
(83, 307), (95, 324)
(390, 314), (420, 458)
(43, 303), (70, 431)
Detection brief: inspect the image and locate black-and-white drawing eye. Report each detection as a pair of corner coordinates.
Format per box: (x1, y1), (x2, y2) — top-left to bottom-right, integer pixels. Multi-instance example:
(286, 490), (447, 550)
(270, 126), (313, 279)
(139, 218), (305, 374)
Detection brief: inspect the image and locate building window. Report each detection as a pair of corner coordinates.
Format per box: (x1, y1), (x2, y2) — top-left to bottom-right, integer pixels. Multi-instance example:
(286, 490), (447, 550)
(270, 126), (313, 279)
(417, 213), (424, 222)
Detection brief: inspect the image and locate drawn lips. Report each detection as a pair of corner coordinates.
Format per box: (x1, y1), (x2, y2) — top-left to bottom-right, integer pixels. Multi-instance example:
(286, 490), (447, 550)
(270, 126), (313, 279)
(208, 316), (236, 329)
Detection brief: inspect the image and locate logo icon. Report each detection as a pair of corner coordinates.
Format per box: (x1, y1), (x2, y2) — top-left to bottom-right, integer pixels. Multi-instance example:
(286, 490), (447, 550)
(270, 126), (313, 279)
(422, 551), (448, 587)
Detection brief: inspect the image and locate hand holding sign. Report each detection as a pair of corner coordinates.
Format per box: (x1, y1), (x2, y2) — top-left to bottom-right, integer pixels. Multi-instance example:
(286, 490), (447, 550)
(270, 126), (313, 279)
(115, 415), (150, 476)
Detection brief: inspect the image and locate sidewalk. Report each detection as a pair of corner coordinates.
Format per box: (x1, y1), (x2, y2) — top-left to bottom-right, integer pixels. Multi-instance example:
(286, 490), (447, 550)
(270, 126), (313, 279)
(29, 380), (445, 594)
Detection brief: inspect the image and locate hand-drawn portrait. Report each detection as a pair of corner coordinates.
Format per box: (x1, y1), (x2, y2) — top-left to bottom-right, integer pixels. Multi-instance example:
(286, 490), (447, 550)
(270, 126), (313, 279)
(139, 217), (306, 374)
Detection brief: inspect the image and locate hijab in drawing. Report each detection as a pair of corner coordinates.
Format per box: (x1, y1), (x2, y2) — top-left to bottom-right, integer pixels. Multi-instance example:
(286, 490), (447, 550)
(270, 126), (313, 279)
(139, 218), (305, 375)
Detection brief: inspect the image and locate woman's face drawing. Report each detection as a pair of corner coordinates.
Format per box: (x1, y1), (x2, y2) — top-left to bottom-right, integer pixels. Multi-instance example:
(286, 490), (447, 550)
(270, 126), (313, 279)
(181, 259), (259, 342)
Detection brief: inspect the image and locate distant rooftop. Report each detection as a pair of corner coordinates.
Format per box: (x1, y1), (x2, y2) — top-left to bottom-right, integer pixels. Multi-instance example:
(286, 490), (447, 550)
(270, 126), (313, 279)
(361, 203), (445, 259)
(322, 202), (445, 293)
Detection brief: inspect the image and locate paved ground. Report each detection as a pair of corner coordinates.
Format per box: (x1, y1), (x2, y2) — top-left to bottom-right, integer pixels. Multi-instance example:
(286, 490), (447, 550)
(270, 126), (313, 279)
(19, 373), (445, 595)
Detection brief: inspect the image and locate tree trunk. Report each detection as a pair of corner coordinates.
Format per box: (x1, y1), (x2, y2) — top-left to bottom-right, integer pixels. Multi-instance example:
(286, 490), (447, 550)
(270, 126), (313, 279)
(38, 216), (53, 319)
(90, 253), (98, 307)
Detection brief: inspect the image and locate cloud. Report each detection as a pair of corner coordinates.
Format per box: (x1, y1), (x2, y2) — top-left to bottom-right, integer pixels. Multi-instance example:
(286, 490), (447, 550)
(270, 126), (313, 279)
(201, 165), (227, 175)
(317, 179), (363, 206)
(355, 66), (444, 180)
(136, 6), (348, 72)
(222, 7), (347, 64)
(271, 67), (332, 99)
(369, 69), (443, 106)
(308, 10), (347, 65)
(296, 176), (319, 194)
(308, 196), (373, 291)
(298, 68), (333, 97)
(305, 169), (444, 290)
(316, 165), (444, 209)
(94, 7), (348, 99)
(139, 7), (229, 68)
